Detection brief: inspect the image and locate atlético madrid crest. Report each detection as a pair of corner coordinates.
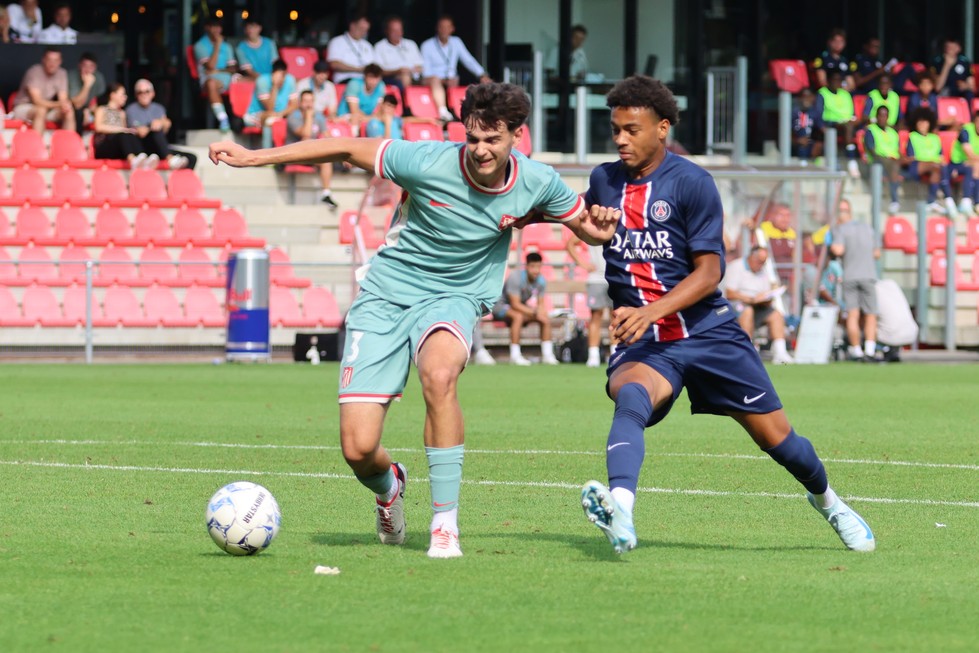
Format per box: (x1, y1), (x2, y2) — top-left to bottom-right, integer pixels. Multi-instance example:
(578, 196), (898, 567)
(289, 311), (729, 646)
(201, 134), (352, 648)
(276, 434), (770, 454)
(651, 200), (671, 222)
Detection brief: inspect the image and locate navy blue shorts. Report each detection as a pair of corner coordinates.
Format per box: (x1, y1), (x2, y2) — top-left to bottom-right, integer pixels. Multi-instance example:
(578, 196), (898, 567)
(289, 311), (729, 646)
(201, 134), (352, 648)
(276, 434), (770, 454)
(606, 319), (783, 427)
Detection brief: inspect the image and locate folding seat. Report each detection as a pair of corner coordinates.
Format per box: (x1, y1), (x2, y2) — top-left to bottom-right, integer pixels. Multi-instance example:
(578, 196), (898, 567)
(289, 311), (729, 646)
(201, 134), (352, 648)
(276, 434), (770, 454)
(17, 244), (61, 284)
(939, 130), (959, 165)
(447, 85), (468, 120)
(11, 168), (49, 202)
(768, 60), (810, 93)
(882, 215), (918, 254)
(91, 169), (135, 205)
(268, 247), (311, 288)
(302, 286), (343, 328)
(404, 122), (444, 142)
(0, 207), (11, 243)
(14, 206), (52, 245)
(93, 207), (134, 246)
(58, 244), (93, 284)
(925, 216), (955, 253)
(929, 253), (979, 290)
(97, 246), (140, 286)
(270, 285), (316, 327)
(21, 285), (73, 326)
(228, 80), (260, 136)
(446, 121), (466, 143)
(404, 86), (439, 120)
(937, 97), (970, 126)
(172, 207), (215, 246)
(144, 285), (195, 326)
(0, 131), (9, 163)
(177, 246), (221, 287)
(130, 169), (180, 207)
(520, 222), (564, 250)
(278, 46), (318, 80)
(210, 207), (264, 248)
(133, 207), (175, 246)
(326, 121), (354, 139)
(960, 217), (979, 254)
(51, 206), (93, 246)
(0, 246), (20, 284)
(0, 170), (9, 197)
(183, 286), (225, 327)
(49, 130), (97, 168)
(138, 247), (178, 285)
(0, 286), (33, 326)
(10, 129), (47, 164)
(51, 169), (92, 205)
(102, 285), (155, 326)
(385, 85), (404, 116)
(338, 210), (358, 245)
(167, 169), (221, 208)
(357, 213), (387, 250)
(63, 284), (110, 327)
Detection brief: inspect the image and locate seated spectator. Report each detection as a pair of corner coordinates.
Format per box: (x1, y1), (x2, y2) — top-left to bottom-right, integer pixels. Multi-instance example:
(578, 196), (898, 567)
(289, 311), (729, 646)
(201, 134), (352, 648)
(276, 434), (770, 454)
(564, 234), (610, 368)
(193, 16), (236, 132)
(490, 252), (559, 366)
(327, 14), (376, 84)
(864, 105), (904, 214)
(812, 27), (855, 90)
(931, 37), (975, 110)
(953, 110), (979, 214)
(11, 47), (75, 133)
(860, 73), (900, 127)
(37, 2), (75, 44)
(853, 35), (897, 94)
(374, 15), (424, 98)
(907, 72), (939, 121)
(337, 63), (386, 133)
(245, 59), (298, 149)
(902, 107), (955, 214)
(758, 202), (796, 288)
(569, 24), (590, 83)
(67, 52), (105, 134)
(364, 93), (404, 139)
(286, 90), (337, 208)
(126, 79), (194, 170)
(235, 18), (278, 80)
(296, 60), (338, 118)
(7, 0), (41, 43)
(421, 15), (491, 122)
(0, 6), (11, 43)
(93, 82), (155, 169)
(791, 88), (821, 163)
(817, 252), (844, 306)
(830, 198), (880, 361)
(723, 246), (794, 364)
(814, 70), (860, 178)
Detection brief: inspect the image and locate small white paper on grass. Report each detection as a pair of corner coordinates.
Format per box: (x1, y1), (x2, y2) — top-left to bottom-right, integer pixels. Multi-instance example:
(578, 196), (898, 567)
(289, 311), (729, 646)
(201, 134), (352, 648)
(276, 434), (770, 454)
(314, 565), (341, 575)
(935, 523), (947, 528)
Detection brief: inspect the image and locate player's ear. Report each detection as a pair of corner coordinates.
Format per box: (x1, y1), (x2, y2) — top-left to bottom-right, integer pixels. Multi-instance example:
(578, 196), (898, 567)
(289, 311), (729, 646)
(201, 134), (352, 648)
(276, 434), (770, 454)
(512, 124), (524, 148)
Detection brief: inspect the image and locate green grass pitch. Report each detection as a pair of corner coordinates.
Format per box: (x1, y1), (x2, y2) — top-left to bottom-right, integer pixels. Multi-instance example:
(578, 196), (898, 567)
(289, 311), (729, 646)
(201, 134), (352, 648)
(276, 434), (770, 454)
(1, 362), (977, 652)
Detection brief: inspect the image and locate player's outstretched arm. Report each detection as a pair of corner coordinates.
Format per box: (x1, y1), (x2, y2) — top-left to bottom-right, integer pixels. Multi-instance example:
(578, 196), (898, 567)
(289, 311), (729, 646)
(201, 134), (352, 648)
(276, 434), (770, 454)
(565, 204), (620, 245)
(209, 137), (384, 175)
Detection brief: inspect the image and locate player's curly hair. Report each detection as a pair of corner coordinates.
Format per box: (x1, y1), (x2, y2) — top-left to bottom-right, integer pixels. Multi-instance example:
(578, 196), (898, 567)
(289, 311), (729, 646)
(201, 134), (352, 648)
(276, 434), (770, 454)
(908, 107), (937, 133)
(605, 75), (680, 125)
(460, 83), (530, 132)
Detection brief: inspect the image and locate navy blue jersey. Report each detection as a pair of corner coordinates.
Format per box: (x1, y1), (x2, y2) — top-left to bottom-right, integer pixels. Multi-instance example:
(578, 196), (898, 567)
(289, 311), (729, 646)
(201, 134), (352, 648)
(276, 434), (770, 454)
(932, 55), (974, 93)
(793, 103), (817, 137)
(585, 152), (735, 342)
(854, 54), (882, 93)
(813, 50), (854, 77)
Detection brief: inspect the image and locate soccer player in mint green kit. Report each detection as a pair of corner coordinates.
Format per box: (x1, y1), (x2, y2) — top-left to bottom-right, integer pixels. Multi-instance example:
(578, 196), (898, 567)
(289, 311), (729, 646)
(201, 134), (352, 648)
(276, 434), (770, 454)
(210, 83), (620, 558)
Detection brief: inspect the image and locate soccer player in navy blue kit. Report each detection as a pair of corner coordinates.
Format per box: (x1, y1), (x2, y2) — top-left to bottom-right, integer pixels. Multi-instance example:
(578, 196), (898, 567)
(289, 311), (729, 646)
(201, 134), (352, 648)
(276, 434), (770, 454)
(580, 75), (876, 554)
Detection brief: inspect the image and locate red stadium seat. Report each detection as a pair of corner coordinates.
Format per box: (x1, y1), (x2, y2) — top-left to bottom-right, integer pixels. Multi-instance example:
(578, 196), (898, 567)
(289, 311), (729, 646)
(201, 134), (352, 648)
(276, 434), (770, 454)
(183, 286), (225, 327)
(302, 286), (343, 328)
(130, 169), (179, 207)
(172, 207), (212, 246)
(11, 168), (49, 201)
(228, 80), (260, 135)
(97, 246), (139, 286)
(185, 45), (199, 82)
(144, 285), (195, 326)
(211, 207), (264, 248)
(519, 222), (564, 251)
(0, 131), (9, 161)
(516, 124), (532, 157)
(21, 285), (73, 327)
(17, 244), (59, 284)
(0, 170), (9, 197)
(270, 285), (316, 327)
(404, 86), (439, 120)
(0, 286), (33, 326)
(959, 217), (979, 254)
(138, 247), (178, 285)
(94, 207), (133, 245)
(14, 206), (52, 244)
(892, 62), (926, 93)
(325, 121), (354, 139)
(404, 122), (444, 141)
(447, 85), (468, 120)
(926, 216), (954, 253)
(852, 95), (867, 122)
(102, 285), (156, 326)
(11, 129), (47, 162)
(51, 168), (91, 204)
(63, 284), (109, 326)
(58, 244), (92, 284)
(268, 246), (311, 288)
(338, 210), (357, 244)
(53, 207), (93, 246)
(929, 252), (979, 290)
(446, 121), (466, 142)
(49, 129), (96, 168)
(0, 246), (20, 284)
(940, 130), (959, 164)
(133, 207), (174, 246)
(90, 169), (131, 204)
(168, 169), (221, 208)
(0, 207), (11, 240)
(279, 46), (318, 79)
(177, 247), (221, 287)
(768, 60), (810, 93)
(386, 84), (404, 116)
(937, 97), (970, 125)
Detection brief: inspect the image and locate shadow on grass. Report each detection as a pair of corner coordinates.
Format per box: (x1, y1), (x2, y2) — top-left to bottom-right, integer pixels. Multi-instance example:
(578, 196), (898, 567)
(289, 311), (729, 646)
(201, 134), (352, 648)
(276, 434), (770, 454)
(310, 531), (430, 552)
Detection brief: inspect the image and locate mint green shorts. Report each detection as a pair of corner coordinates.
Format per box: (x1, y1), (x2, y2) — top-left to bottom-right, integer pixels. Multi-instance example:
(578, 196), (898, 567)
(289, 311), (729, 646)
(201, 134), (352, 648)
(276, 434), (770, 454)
(338, 291), (481, 404)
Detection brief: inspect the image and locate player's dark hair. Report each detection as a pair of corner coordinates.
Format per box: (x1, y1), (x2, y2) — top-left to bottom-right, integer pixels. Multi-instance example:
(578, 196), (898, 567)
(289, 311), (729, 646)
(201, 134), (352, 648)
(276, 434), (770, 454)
(829, 27), (846, 40)
(749, 245), (766, 256)
(879, 73), (892, 84)
(525, 252), (543, 264)
(299, 89), (314, 99)
(606, 75), (679, 125)
(313, 60), (330, 74)
(382, 93), (398, 105)
(79, 51), (97, 64)
(875, 105), (889, 119)
(244, 17), (261, 26)
(364, 63), (383, 77)
(203, 16), (221, 28)
(908, 107), (937, 132)
(271, 59), (288, 73)
(385, 15), (403, 27)
(349, 13), (369, 25)
(572, 24), (587, 36)
(917, 71), (935, 85)
(460, 83), (530, 132)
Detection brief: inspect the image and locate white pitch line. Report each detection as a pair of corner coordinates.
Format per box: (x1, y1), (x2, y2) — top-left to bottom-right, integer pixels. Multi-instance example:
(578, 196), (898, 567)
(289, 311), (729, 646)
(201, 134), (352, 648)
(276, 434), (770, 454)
(2, 459), (978, 509)
(3, 438), (979, 472)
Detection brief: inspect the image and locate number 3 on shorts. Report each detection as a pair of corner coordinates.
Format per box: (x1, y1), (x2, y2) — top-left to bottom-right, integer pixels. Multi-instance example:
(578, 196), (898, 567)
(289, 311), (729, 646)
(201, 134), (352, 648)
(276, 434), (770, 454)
(346, 331), (365, 363)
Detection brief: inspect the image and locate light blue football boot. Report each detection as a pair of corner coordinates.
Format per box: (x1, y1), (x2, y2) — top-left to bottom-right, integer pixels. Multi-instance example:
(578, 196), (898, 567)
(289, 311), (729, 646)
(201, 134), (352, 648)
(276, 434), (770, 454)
(581, 480), (637, 554)
(807, 493), (876, 552)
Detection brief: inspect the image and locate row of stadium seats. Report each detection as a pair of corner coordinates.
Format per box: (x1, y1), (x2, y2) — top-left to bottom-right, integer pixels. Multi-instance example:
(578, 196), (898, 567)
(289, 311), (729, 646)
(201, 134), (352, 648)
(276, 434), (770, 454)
(883, 215), (979, 254)
(929, 252), (979, 291)
(0, 244), (309, 288)
(0, 205), (264, 248)
(0, 283), (342, 328)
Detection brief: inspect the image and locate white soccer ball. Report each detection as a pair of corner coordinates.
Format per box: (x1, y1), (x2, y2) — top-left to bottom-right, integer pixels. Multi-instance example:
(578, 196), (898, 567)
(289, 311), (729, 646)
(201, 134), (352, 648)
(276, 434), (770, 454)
(205, 481), (281, 556)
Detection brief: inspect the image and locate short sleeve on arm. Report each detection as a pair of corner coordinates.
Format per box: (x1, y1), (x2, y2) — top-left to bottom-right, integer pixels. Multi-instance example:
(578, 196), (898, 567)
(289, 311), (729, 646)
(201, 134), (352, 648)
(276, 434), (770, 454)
(536, 167), (584, 223)
(683, 173), (725, 255)
(374, 139), (443, 187)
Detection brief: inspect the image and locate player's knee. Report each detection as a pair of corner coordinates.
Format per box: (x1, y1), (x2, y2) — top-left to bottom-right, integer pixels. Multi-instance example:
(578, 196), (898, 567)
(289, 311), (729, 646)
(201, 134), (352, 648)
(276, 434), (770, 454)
(419, 365), (459, 402)
(339, 435), (377, 470)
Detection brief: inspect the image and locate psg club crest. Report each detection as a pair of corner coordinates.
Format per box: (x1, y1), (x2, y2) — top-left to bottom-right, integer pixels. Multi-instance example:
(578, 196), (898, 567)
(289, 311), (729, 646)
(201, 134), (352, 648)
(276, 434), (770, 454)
(651, 200), (672, 222)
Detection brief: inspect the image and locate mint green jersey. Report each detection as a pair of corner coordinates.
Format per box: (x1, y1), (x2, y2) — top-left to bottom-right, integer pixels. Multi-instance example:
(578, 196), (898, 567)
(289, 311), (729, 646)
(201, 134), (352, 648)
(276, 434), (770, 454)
(363, 139), (584, 311)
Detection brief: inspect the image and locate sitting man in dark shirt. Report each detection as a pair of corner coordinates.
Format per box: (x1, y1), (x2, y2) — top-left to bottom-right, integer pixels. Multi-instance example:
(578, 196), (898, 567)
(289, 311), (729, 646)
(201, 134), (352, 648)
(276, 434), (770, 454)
(813, 27), (856, 90)
(931, 37), (975, 111)
(125, 79), (195, 169)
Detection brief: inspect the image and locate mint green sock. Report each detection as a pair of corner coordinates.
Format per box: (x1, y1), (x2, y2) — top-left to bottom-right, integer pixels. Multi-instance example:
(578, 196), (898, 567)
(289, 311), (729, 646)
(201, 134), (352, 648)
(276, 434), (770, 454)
(356, 466), (394, 495)
(426, 444), (464, 511)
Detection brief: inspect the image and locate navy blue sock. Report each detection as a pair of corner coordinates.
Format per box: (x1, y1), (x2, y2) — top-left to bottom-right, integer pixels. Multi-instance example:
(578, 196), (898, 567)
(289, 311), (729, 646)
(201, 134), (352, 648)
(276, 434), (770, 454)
(606, 383), (652, 493)
(928, 183), (939, 202)
(764, 429), (828, 494)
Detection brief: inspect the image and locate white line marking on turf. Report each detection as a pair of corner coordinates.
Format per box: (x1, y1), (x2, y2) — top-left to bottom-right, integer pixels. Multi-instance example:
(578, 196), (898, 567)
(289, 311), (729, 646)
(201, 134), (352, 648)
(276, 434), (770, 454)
(4, 439), (979, 472)
(1, 459), (978, 509)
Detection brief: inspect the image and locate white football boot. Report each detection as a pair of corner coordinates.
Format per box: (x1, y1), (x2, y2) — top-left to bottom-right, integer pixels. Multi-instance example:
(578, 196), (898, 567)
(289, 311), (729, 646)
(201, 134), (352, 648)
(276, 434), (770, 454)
(376, 463), (407, 545)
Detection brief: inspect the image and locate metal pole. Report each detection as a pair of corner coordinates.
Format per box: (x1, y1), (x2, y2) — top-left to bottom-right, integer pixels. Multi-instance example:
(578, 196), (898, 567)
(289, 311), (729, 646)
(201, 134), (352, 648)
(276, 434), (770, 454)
(870, 163), (883, 277)
(706, 70), (715, 155)
(575, 85), (588, 165)
(532, 50), (544, 154)
(823, 127), (838, 171)
(967, 0), (975, 62)
(945, 214), (957, 350)
(914, 201), (928, 348)
(778, 90), (791, 167)
(735, 56), (748, 165)
(84, 260), (93, 364)
(503, 66), (511, 84)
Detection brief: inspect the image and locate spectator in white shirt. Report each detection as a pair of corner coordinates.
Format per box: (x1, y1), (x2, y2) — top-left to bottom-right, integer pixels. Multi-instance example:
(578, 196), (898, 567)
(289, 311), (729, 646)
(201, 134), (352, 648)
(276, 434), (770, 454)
(374, 15), (423, 98)
(327, 14), (376, 84)
(7, 0), (41, 43)
(296, 60), (338, 118)
(420, 14), (491, 122)
(38, 2), (76, 44)
(569, 24), (589, 82)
